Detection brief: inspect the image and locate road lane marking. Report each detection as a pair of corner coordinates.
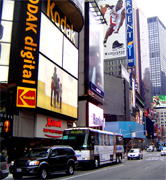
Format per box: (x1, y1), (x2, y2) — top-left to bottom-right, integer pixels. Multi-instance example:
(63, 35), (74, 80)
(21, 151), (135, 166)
(145, 166), (149, 169)
(60, 165), (124, 180)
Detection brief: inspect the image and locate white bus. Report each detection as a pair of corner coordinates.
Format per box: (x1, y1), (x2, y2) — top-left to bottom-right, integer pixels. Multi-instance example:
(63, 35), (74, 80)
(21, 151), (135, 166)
(62, 127), (124, 168)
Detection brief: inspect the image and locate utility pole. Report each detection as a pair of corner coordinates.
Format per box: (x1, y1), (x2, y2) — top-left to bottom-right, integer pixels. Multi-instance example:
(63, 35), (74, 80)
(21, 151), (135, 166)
(129, 125), (133, 148)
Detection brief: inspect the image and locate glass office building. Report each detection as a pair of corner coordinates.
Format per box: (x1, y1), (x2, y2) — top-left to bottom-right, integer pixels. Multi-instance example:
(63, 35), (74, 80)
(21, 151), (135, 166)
(147, 17), (166, 100)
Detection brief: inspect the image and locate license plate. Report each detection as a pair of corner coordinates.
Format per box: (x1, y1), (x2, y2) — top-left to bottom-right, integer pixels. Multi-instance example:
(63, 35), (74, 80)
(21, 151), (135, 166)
(16, 168), (22, 172)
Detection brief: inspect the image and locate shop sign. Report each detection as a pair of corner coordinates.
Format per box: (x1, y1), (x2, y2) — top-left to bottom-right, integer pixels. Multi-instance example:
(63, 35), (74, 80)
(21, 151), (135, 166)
(43, 118), (63, 138)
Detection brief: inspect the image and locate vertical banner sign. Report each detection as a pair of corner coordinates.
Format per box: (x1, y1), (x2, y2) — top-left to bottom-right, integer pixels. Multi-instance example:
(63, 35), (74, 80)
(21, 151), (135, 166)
(126, 0), (135, 66)
(16, 0), (41, 108)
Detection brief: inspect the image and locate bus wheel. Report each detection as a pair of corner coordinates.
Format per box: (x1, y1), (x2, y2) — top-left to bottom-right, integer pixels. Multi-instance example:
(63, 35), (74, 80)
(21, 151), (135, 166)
(94, 158), (99, 168)
(119, 155), (122, 163)
(116, 155), (119, 163)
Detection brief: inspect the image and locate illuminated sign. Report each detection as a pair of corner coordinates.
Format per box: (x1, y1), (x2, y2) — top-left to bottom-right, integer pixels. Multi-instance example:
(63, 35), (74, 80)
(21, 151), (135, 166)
(46, 0), (76, 45)
(126, 0), (135, 66)
(46, 118), (62, 128)
(16, 86), (36, 108)
(37, 54), (78, 118)
(91, 82), (104, 98)
(43, 117), (63, 138)
(17, 0), (41, 87)
(88, 102), (105, 127)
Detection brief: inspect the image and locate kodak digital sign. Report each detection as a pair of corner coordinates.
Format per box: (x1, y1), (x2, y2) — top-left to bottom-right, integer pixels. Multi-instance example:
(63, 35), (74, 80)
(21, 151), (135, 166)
(16, 0), (41, 108)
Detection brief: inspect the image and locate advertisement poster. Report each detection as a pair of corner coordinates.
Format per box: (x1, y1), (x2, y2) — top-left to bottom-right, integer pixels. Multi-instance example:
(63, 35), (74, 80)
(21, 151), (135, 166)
(98, 0), (126, 59)
(153, 95), (166, 108)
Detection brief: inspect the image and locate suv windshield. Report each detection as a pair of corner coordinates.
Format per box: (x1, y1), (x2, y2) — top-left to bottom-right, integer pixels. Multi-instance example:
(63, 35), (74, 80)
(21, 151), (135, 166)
(26, 148), (49, 158)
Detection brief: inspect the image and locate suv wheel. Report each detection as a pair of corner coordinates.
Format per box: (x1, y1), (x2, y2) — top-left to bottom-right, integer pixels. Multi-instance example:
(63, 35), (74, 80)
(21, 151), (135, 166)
(116, 155), (119, 163)
(38, 167), (48, 179)
(13, 174), (23, 179)
(66, 163), (74, 175)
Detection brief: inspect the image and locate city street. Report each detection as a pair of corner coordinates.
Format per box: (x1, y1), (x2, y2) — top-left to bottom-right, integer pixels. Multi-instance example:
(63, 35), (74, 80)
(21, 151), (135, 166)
(6, 151), (166, 180)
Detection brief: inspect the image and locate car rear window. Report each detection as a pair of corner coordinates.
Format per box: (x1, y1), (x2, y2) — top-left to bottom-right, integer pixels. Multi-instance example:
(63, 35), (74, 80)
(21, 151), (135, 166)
(129, 149), (139, 153)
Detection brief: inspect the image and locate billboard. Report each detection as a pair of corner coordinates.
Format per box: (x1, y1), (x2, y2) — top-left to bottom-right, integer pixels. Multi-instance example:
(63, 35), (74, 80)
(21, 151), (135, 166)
(130, 73), (135, 108)
(37, 54), (78, 119)
(153, 95), (166, 108)
(88, 102), (105, 128)
(37, 10), (78, 119)
(126, 0), (135, 66)
(98, 0), (126, 59)
(88, 3), (104, 98)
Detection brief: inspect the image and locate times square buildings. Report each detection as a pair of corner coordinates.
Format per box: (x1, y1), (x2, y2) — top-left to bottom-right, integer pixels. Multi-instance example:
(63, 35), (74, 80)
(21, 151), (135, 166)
(0, 0), (163, 161)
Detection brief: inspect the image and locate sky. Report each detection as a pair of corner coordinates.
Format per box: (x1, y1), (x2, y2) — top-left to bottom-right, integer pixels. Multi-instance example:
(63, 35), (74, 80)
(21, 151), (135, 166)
(135, 0), (166, 27)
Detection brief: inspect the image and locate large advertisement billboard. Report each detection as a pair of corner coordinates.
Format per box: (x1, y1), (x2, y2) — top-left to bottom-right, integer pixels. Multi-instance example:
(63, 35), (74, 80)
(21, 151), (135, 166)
(37, 12), (78, 119)
(153, 95), (166, 108)
(98, 0), (126, 59)
(37, 54), (78, 118)
(88, 3), (104, 98)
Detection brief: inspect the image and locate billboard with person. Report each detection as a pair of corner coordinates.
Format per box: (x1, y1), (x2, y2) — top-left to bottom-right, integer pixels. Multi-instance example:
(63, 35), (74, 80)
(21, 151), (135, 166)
(98, 0), (126, 59)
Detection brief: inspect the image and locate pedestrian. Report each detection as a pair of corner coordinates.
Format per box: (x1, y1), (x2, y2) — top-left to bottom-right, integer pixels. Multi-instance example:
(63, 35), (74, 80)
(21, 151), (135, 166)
(2, 147), (8, 162)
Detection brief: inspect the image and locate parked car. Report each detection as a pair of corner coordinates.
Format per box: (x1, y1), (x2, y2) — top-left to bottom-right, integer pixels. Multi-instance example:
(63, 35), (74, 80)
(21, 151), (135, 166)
(161, 147), (166, 156)
(0, 154), (9, 179)
(9, 145), (77, 179)
(127, 148), (143, 160)
(147, 145), (154, 152)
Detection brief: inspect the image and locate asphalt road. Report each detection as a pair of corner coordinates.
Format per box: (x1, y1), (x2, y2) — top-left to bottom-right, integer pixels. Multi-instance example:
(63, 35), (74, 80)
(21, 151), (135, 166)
(6, 151), (166, 180)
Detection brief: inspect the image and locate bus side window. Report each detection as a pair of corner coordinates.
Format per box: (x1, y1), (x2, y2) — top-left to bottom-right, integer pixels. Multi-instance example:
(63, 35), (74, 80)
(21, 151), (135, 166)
(110, 135), (113, 146)
(104, 134), (107, 146)
(99, 133), (104, 146)
(107, 134), (110, 146)
(94, 132), (99, 145)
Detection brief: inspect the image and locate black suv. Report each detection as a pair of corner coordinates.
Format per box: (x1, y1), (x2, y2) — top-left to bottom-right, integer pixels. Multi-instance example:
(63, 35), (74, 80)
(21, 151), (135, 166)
(9, 145), (77, 179)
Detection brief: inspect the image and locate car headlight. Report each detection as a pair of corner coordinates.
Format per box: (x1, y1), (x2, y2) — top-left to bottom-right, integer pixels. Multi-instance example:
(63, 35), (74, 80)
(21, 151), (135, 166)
(10, 161), (14, 166)
(29, 161), (39, 166)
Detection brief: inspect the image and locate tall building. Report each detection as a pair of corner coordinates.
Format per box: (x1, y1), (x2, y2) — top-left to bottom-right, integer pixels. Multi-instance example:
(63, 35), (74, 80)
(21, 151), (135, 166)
(147, 17), (166, 100)
(136, 9), (151, 109)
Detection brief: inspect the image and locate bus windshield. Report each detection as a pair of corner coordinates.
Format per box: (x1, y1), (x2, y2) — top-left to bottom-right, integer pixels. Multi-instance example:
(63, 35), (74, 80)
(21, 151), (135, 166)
(63, 132), (90, 150)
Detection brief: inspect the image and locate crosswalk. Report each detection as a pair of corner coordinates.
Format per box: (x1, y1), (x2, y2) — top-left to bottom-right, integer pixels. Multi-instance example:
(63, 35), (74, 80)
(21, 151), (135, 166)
(145, 156), (165, 161)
